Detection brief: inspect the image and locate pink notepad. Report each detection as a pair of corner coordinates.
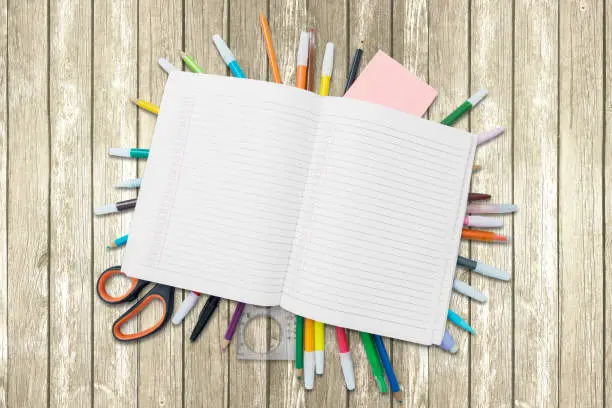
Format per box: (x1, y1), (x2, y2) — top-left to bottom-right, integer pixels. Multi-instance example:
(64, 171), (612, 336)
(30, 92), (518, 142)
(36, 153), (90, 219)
(344, 50), (437, 116)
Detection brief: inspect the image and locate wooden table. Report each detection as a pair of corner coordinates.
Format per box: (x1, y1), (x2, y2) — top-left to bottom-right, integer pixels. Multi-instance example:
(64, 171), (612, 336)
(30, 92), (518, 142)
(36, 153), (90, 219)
(0, 0), (608, 406)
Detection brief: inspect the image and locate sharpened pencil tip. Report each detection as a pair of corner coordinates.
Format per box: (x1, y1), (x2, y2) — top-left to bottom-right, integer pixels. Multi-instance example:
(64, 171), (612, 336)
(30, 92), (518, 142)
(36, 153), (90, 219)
(179, 49), (187, 58)
(129, 97), (139, 105)
(358, 40), (364, 49)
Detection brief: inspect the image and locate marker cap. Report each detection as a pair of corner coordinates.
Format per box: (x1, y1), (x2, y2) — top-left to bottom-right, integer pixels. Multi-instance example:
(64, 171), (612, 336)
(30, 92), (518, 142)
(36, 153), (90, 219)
(322, 43), (334, 76)
(315, 351), (324, 375)
(304, 352), (315, 389)
(474, 262), (511, 281)
(339, 352), (355, 390)
(114, 178), (143, 189)
(172, 291), (201, 324)
(453, 279), (488, 303)
(297, 32), (310, 66)
(158, 58), (179, 74)
(466, 203), (518, 214)
(476, 126), (504, 145)
(108, 148), (132, 158)
(440, 331), (458, 354)
(94, 203), (118, 215)
(212, 34), (235, 65)
(467, 88), (487, 106)
(465, 215), (503, 228)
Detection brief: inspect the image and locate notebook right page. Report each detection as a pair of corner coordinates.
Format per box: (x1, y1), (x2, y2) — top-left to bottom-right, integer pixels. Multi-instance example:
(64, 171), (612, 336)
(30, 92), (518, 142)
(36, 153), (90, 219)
(282, 96), (475, 345)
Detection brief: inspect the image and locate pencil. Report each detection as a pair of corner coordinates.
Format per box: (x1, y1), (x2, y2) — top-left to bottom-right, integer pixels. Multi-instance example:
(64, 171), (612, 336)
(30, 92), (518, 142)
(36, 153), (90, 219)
(306, 29), (316, 92)
(360, 332), (387, 393)
(344, 41), (363, 93)
(222, 302), (245, 351)
(373, 334), (401, 403)
(130, 98), (159, 115)
(259, 12), (282, 83)
(296, 315), (304, 380)
(461, 228), (510, 243)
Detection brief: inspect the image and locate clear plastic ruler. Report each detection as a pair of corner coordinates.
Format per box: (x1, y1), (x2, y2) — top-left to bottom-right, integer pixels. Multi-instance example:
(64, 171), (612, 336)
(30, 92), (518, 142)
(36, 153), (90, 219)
(236, 305), (296, 360)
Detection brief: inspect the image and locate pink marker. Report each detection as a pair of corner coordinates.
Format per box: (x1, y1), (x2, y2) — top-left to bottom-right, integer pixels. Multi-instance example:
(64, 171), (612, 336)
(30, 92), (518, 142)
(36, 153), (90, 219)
(335, 327), (355, 390)
(464, 215), (503, 228)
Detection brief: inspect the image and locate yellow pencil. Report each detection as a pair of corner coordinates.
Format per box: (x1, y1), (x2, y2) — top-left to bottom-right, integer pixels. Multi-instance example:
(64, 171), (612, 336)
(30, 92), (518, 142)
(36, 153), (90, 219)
(130, 98), (159, 115)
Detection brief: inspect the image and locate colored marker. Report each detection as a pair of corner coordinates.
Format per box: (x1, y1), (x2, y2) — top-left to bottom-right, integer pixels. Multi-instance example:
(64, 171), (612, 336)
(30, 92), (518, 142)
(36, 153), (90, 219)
(457, 255), (510, 281)
(109, 147), (149, 159)
(441, 89), (487, 126)
(453, 279), (488, 303)
(114, 177), (142, 189)
(373, 334), (401, 403)
(335, 327), (355, 390)
(189, 295), (221, 341)
(467, 203), (518, 214)
(464, 215), (503, 228)
(360, 332), (387, 393)
(296, 316), (304, 380)
(439, 330), (458, 353)
(222, 302), (246, 351)
(107, 234), (128, 249)
(304, 319), (316, 389)
(296, 31), (310, 89)
(158, 57), (179, 73)
(461, 228), (510, 243)
(344, 41), (363, 93)
(94, 198), (137, 215)
(447, 309), (475, 334)
(468, 193), (491, 201)
(172, 291), (202, 324)
(319, 43), (334, 97)
(212, 35), (245, 78)
(314, 321), (324, 375)
(477, 126), (504, 145)
(129, 98), (159, 115)
(180, 50), (204, 73)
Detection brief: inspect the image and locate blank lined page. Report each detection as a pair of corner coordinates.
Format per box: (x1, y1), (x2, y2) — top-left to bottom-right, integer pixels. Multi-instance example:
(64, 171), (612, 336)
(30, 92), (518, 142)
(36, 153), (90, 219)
(281, 96), (475, 344)
(122, 73), (320, 305)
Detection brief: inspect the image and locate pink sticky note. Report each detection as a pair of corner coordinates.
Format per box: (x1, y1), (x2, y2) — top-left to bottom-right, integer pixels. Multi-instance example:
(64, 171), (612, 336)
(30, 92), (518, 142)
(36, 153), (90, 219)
(344, 51), (437, 117)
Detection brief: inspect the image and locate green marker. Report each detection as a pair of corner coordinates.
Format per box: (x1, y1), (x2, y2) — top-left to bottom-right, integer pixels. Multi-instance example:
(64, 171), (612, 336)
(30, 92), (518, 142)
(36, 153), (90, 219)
(360, 332), (388, 393)
(440, 88), (487, 126)
(181, 51), (204, 73)
(108, 148), (149, 159)
(295, 316), (304, 379)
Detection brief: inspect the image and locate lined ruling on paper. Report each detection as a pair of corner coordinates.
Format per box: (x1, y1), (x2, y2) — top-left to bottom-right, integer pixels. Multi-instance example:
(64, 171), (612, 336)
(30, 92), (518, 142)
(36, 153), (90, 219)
(122, 72), (476, 345)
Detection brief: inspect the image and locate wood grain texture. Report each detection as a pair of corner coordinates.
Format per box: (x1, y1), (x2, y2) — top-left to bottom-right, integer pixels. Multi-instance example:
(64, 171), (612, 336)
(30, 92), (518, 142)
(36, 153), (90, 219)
(92, 1), (138, 407)
(427, 0), (470, 406)
(391, 0), (429, 406)
(513, 1), (559, 407)
(7, 1), (49, 407)
(49, 0), (92, 406)
(558, 0), (604, 406)
(346, 2), (391, 407)
(183, 1), (230, 407)
(605, 0), (612, 406)
(226, 1), (269, 407)
(267, 1), (307, 406)
(0, 0), (6, 406)
(468, 2), (513, 407)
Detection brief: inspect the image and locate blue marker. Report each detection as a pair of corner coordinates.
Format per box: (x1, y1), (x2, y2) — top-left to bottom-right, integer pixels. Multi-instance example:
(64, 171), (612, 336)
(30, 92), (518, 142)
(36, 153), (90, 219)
(439, 330), (458, 353)
(448, 309), (475, 334)
(107, 234), (128, 249)
(212, 34), (246, 78)
(372, 334), (402, 404)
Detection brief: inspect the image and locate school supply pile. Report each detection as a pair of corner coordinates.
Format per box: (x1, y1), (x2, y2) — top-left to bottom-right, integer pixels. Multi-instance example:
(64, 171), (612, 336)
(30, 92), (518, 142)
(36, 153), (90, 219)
(94, 12), (513, 403)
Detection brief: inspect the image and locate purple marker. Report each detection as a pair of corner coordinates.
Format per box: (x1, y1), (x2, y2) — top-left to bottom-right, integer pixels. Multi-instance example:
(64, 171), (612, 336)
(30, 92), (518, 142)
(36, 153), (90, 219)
(439, 330), (458, 354)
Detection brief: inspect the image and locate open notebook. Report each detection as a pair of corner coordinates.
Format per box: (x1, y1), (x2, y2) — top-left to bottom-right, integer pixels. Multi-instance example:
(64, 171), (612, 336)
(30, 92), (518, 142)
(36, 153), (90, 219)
(122, 72), (476, 345)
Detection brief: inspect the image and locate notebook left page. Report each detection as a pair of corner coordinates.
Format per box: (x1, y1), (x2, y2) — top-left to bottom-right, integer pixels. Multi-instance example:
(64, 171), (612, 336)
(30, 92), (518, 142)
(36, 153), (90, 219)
(122, 73), (319, 306)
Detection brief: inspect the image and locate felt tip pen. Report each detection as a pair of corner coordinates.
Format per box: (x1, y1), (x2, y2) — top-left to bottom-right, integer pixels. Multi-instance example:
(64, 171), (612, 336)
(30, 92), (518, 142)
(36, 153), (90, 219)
(212, 35), (245, 78)
(190, 295), (220, 341)
(304, 318), (316, 389)
(319, 43), (334, 97)
(464, 215), (503, 228)
(296, 32), (310, 89)
(453, 279), (488, 303)
(107, 234), (128, 249)
(109, 148), (149, 159)
(466, 203), (518, 214)
(477, 126), (504, 145)
(447, 309), (475, 334)
(373, 334), (401, 403)
(439, 330), (458, 353)
(129, 98), (159, 115)
(180, 50), (204, 73)
(296, 316), (304, 379)
(158, 57), (179, 74)
(344, 41), (363, 93)
(456, 255), (510, 281)
(172, 291), (202, 324)
(468, 193), (491, 201)
(462, 228), (510, 243)
(314, 321), (325, 375)
(335, 327), (355, 390)
(95, 198), (137, 215)
(441, 89), (487, 126)
(360, 332), (388, 393)
(114, 177), (142, 189)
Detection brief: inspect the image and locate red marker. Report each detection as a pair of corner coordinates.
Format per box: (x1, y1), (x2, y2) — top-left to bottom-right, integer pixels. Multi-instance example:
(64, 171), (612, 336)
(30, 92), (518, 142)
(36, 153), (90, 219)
(335, 327), (355, 390)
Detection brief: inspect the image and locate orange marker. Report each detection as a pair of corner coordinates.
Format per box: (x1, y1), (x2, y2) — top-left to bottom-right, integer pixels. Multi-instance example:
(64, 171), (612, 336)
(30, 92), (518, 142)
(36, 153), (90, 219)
(304, 318), (315, 389)
(461, 228), (510, 243)
(296, 31), (309, 89)
(259, 12), (282, 84)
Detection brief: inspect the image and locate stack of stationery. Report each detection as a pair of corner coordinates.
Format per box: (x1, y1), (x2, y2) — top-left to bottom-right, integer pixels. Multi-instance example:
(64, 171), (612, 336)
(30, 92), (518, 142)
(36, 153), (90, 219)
(93, 11), (515, 401)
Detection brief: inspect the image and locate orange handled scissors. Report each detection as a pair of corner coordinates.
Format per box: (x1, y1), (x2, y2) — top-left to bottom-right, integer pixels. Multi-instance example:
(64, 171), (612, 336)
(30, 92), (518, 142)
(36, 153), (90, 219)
(96, 265), (175, 342)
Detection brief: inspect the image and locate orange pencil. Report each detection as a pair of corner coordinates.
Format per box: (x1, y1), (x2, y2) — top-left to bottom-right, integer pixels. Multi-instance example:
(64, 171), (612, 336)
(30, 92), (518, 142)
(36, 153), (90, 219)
(296, 31), (309, 89)
(461, 228), (510, 243)
(259, 12), (282, 84)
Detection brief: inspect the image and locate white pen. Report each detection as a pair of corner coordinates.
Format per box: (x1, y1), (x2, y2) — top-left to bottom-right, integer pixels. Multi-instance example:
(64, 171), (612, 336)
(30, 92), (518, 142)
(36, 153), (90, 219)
(158, 57), (179, 74)
(464, 215), (503, 228)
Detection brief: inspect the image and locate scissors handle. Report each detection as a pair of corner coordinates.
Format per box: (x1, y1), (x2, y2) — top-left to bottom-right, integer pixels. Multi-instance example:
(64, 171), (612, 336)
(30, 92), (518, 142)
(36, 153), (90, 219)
(112, 283), (175, 342)
(96, 265), (149, 304)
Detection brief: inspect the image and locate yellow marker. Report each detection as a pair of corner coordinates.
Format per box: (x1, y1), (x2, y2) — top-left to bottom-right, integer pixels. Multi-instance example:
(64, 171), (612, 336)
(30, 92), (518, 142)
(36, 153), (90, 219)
(304, 318), (316, 390)
(319, 43), (334, 97)
(314, 322), (325, 375)
(130, 98), (159, 115)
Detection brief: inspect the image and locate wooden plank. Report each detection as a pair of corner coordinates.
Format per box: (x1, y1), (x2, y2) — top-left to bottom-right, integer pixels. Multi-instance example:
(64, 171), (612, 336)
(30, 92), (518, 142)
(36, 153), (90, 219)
(606, 0), (612, 406)
(136, 1), (184, 407)
(182, 1), (229, 407)
(0, 0), (6, 406)
(303, 0), (349, 404)
(226, 1), (269, 407)
(391, 0), (429, 406)
(7, 1), (49, 407)
(513, 0), (559, 407)
(48, 0), (92, 406)
(92, 1), (138, 407)
(468, 2), (513, 407)
(427, 0), (470, 406)
(346, 1), (392, 407)
(558, 0), (604, 406)
(266, 1), (307, 406)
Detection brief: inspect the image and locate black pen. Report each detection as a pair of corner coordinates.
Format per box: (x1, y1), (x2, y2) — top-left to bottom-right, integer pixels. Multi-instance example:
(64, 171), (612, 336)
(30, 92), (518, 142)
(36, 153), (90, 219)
(344, 40), (364, 93)
(190, 296), (221, 342)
